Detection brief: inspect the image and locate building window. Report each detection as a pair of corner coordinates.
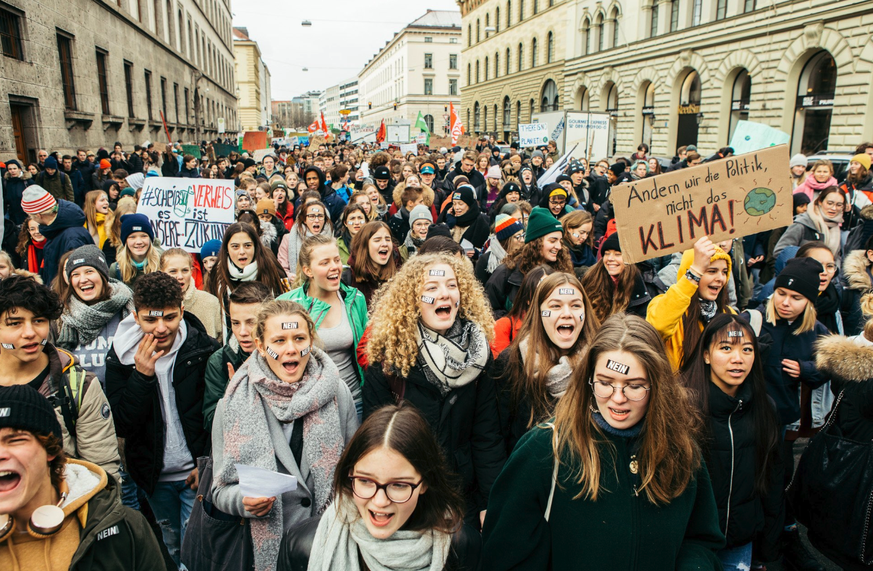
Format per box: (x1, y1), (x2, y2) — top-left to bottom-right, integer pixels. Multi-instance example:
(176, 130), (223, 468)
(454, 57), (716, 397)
(144, 70), (153, 120)
(744, 0), (755, 11)
(582, 18), (591, 55)
(167, 0), (174, 46)
(424, 114), (434, 132)
(547, 32), (553, 62)
(533, 0), (538, 14)
(124, 61), (134, 117)
(57, 32), (77, 110)
(474, 102), (480, 132)
(485, 56), (489, 80)
(612, 9), (620, 46)
(449, 78), (458, 96)
(184, 87), (190, 123)
(476, 60), (480, 83)
(424, 78), (433, 95)
(518, 42), (523, 71)
(153, 0), (163, 35)
(0, 5), (24, 60)
(541, 79), (558, 111)
(605, 83), (619, 155)
(650, 0), (659, 37)
(507, 0), (512, 26)
(692, 0), (701, 26)
(670, 0), (680, 30)
(96, 49), (110, 115)
(793, 50), (837, 155)
(596, 14), (604, 51)
(467, 63), (471, 85)
(503, 96), (511, 128)
(449, 53), (458, 69)
(516, 100), (521, 129)
(728, 69), (751, 143)
(531, 38), (537, 67)
(519, 0), (525, 22)
(173, 82), (179, 123)
(160, 77), (167, 119)
(506, 47), (511, 74)
(716, 0), (727, 20)
(529, 98), (535, 121)
(640, 81), (655, 150)
(476, 19), (480, 42)
(496, 7), (500, 31)
(495, 52), (499, 77)
(483, 106), (488, 132)
(424, 53), (432, 69)
(424, 36), (432, 43)
(468, 24), (471, 47)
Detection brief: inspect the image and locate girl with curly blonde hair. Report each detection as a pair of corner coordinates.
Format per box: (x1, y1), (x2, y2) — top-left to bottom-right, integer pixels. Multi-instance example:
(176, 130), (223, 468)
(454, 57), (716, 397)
(364, 253), (505, 528)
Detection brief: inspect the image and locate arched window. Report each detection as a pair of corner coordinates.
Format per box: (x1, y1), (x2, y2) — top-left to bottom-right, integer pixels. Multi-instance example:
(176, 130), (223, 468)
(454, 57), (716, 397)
(677, 70), (702, 148)
(494, 104), (498, 131)
(467, 109), (471, 130)
(577, 86), (590, 110)
(518, 42), (524, 71)
(476, 19), (481, 42)
(474, 102), (481, 132)
(611, 8), (620, 46)
(793, 51), (837, 154)
(547, 32), (554, 63)
(650, 0), (659, 38)
(640, 81), (656, 150)
(541, 79), (558, 111)
(519, 0), (525, 21)
(496, 7), (501, 31)
(495, 52), (500, 77)
(424, 114), (434, 133)
(533, 0), (539, 14)
(529, 98), (535, 121)
(486, 13), (490, 28)
(476, 60), (480, 83)
(467, 63), (471, 86)
(582, 18), (591, 56)
(596, 14), (604, 51)
(728, 69), (751, 143)
(605, 82), (619, 155)
(468, 24), (472, 47)
(506, 47), (511, 74)
(485, 57), (490, 80)
(507, 0), (512, 27)
(532, 37), (538, 67)
(484, 105), (488, 132)
(503, 96), (511, 127)
(516, 100), (522, 128)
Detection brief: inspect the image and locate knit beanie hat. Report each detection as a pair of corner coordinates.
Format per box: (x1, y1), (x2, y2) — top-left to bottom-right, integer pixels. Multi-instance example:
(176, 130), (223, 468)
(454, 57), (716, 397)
(609, 163), (625, 177)
(525, 206), (563, 244)
(374, 166), (391, 180)
(487, 165), (502, 179)
(678, 246), (733, 281)
(793, 193), (811, 210)
(270, 178), (287, 193)
(0, 384), (62, 440)
(200, 239), (221, 260)
(146, 168), (161, 178)
(556, 174), (573, 185)
(775, 257), (823, 302)
(452, 185), (478, 210)
(256, 198), (276, 217)
(532, 150), (544, 159)
(99, 159), (112, 169)
(789, 154), (808, 169)
(44, 156), (58, 170)
(66, 245), (109, 282)
(567, 161), (585, 175)
(601, 231), (621, 254)
(6, 159), (21, 170)
(126, 172), (145, 190)
(21, 185), (58, 214)
(544, 183), (568, 199)
(852, 153), (872, 172)
(499, 181), (521, 199)
(495, 214), (524, 242)
(409, 204), (433, 225)
(120, 213), (154, 244)
(426, 223), (452, 240)
(119, 187), (136, 199)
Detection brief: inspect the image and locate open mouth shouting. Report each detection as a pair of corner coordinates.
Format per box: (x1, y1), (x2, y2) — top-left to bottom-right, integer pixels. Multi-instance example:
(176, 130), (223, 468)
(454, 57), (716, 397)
(0, 469), (21, 493)
(368, 509), (395, 527)
(375, 245), (391, 263)
(434, 302), (454, 319)
(607, 406), (631, 422)
(555, 322), (576, 339)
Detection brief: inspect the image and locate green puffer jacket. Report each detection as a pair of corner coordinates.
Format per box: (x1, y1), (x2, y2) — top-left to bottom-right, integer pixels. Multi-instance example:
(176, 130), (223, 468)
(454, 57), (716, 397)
(482, 423), (725, 570)
(202, 336), (250, 431)
(277, 281), (368, 384)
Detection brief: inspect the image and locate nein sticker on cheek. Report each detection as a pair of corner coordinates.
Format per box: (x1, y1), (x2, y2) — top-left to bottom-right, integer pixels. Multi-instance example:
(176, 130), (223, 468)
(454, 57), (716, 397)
(266, 347), (279, 360)
(421, 296), (435, 304)
(606, 359), (631, 375)
(1, 343), (13, 349)
(281, 322), (299, 330)
(579, 313), (586, 322)
(728, 331), (744, 338)
(147, 311), (163, 317)
(541, 310), (551, 317)
(558, 288), (576, 296)
(428, 270), (446, 276)
(40, 339), (47, 346)
(300, 346), (311, 357)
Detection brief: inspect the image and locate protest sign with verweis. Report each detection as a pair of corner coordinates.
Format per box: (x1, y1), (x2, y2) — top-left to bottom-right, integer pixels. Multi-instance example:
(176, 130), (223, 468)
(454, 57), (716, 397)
(611, 145), (793, 264)
(137, 177), (235, 253)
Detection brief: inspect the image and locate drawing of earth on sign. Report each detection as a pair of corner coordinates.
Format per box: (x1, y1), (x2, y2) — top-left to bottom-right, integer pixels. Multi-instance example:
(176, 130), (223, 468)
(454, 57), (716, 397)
(743, 187), (776, 216)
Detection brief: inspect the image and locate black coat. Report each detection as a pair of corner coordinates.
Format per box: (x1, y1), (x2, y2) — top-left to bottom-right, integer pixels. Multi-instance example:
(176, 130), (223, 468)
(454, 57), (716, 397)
(73, 159), (97, 190)
(105, 312), (218, 494)
(484, 264), (523, 318)
(3, 171), (32, 225)
(363, 356), (506, 519)
(586, 173), (610, 207)
(490, 348), (541, 456)
(444, 165), (487, 209)
(704, 381), (783, 559)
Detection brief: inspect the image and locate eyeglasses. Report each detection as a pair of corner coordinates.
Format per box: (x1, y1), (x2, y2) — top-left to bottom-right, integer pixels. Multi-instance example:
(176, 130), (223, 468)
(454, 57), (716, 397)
(513, 233), (525, 242)
(349, 476), (423, 503)
(306, 214), (325, 220)
(549, 199), (566, 205)
(820, 263), (837, 273)
(590, 379), (651, 401)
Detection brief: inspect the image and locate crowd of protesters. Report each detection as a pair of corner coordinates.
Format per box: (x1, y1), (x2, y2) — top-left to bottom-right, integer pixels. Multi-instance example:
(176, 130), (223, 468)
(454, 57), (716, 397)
(1, 134), (873, 571)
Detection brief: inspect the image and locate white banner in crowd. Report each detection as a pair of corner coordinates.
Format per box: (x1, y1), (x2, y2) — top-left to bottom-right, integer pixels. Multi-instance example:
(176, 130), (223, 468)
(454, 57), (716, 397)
(137, 177), (235, 253)
(400, 143), (418, 156)
(518, 123), (550, 147)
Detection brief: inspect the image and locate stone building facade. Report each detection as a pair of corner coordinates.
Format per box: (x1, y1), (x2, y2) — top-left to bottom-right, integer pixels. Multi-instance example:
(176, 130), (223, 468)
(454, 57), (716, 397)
(459, 0), (873, 158)
(0, 0), (238, 164)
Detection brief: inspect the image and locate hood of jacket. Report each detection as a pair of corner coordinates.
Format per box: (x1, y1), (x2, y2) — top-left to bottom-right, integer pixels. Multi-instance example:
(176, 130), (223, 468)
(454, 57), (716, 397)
(302, 166), (327, 195)
(3, 170), (30, 182)
(842, 249), (872, 292)
(392, 182), (435, 207)
(791, 212), (821, 232)
(40, 200), (87, 239)
(816, 334), (873, 382)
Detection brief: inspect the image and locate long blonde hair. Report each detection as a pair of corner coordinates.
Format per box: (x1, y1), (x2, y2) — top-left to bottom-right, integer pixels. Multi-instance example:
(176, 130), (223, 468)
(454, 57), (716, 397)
(860, 292), (873, 342)
(83, 190), (108, 243)
(116, 236), (161, 283)
(367, 253), (494, 377)
(107, 197), (137, 248)
(765, 294), (818, 334)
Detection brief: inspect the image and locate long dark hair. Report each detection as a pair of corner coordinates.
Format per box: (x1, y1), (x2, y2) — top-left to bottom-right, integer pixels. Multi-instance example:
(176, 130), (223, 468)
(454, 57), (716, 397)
(349, 221), (397, 284)
(208, 222), (287, 300)
(680, 314), (779, 494)
(333, 404), (465, 533)
(506, 264), (554, 321)
(504, 235), (572, 275)
(581, 258), (640, 323)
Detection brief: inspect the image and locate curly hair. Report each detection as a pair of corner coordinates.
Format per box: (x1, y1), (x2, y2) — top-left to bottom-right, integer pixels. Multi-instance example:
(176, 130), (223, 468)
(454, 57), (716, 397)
(133, 271), (183, 311)
(367, 253), (494, 377)
(504, 236), (573, 275)
(0, 274), (63, 321)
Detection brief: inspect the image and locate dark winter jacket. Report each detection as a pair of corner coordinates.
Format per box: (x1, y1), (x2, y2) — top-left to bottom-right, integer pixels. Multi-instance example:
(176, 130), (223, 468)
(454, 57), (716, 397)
(484, 263), (523, 318)
(39, 200), (95, 285)
(63, 167), (88, 207)
(363, 355), (506, 519)
(482, 424), (725, 570)
(490, 348), (548, 456)
(703, 381), (783, 559)
(816, 334), (873, 442)
(3, 170), (32, 225)
(35, 169), (75, 202)
(444, 211), (490, 250)
(773, 212), (827, 260)
(300, 166), (345, 227)
(73, 159), (97, 190)
(841, 249), (873, 336)
(444, 165), (487, 209)
(105, 312), (219, 494)
(586, 173), (611, 207)
(202, 337), (250, 432)
(178, 164), (201, 178)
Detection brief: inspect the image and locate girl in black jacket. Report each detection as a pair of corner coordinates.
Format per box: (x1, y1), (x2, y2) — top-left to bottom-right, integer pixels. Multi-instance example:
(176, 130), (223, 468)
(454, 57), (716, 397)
(681, 314), (783, 570)
(363, 253), (505, 529)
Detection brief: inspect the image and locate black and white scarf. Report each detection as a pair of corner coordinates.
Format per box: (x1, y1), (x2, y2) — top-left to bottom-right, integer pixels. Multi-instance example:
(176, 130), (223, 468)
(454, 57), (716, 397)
(416, 319), (488, 395)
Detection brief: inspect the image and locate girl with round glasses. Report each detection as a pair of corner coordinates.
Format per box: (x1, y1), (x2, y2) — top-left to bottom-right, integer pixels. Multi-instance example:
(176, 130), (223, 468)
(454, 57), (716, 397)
(483, 314), (724, 570)
(279, 200), (333, 279)
(280, 404), (480, 570)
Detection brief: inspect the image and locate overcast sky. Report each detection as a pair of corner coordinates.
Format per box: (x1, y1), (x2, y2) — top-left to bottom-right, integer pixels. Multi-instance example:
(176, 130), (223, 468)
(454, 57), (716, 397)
(232, 0), (460, 100)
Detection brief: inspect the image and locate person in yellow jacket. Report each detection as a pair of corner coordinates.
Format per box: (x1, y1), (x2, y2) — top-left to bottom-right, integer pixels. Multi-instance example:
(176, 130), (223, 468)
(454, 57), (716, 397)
(83, 190), (110, 248)
(646, 236), (734, 371)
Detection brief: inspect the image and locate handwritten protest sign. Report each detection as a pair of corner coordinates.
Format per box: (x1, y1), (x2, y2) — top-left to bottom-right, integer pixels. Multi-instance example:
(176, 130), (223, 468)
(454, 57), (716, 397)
(137, 178), (235, 253)
(400, 143), (418, 156)
(611, 145), (793, 264)
(242, 131), (267, 153)
(518, 123), (550, 147)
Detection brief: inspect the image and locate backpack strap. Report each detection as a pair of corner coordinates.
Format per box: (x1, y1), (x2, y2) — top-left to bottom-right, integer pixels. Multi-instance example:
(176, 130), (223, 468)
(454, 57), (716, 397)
(55, 349), (87, 439)
(544, 423), (559, 522)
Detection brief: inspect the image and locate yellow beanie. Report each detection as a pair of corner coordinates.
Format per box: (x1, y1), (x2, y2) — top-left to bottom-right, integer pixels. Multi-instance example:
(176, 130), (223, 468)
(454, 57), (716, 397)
(678, 246), (732, 278)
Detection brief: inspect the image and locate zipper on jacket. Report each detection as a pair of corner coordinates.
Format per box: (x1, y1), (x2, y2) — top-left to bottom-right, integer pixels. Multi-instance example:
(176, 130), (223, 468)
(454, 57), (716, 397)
(724, 399), (742, 542)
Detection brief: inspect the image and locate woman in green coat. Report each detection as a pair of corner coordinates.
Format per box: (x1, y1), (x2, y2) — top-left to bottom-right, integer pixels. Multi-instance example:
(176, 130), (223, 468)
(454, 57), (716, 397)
(277, 233), (368, 417)
(482, 313), (725, 570)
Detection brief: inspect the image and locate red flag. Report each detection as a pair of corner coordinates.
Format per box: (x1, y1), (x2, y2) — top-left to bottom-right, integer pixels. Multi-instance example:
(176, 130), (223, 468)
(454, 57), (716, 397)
(320, 112), (328, 135)
(308, 118), (319, 134)
(450, 103), (464, 146)
(376, 119), (386, 144)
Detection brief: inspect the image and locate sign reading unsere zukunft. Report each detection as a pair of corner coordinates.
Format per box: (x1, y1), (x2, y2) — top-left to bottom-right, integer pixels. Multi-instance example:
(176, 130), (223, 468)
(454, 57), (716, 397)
(137, 177), (235, 253)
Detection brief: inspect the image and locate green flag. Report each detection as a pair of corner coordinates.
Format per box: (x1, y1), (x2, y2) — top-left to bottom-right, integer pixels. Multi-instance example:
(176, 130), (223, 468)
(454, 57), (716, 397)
(415, 111), (431, 145)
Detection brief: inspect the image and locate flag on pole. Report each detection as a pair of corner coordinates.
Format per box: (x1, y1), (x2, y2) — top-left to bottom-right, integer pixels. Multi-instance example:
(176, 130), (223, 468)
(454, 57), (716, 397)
(414, 111), (431, 146)
(537, 144), (579, 187)
(449, 103), (464, 146)
(320, 112), (328, 135)
(376, 119), (386, 144)
(307, 118), (319, 134)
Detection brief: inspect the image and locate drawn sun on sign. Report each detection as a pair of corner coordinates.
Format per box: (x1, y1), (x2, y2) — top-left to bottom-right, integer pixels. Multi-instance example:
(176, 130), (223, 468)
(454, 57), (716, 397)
(740, 179), (785, 226)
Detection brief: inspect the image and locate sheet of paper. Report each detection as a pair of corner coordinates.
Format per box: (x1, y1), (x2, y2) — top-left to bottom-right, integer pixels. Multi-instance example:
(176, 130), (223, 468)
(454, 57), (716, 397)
(234, 464), (297, 498)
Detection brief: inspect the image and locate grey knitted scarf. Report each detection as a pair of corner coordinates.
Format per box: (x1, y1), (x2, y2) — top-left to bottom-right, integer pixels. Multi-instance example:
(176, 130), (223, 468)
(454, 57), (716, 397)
(416, 319), (489, 396)
(56, 280), (134, 349)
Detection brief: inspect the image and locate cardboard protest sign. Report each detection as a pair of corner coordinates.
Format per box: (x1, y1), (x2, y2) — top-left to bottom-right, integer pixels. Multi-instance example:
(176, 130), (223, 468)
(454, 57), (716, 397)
(729, 120), (791, 154)
(518, 123), (550, 147)
(137, 177), (235, 253)
(242, 131), (268, 153)
(252, 148), (274, 163)
(611, 145), (793, 264)
(400, 143), (418, 156)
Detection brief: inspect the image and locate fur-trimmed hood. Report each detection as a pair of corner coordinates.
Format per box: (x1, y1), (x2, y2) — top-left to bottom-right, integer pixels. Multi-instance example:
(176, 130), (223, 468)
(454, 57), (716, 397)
(843, 249), (872, 292)
(392, 181), (435, 207)
(3, 169), (31, 181)
(816, 334), (873, 382)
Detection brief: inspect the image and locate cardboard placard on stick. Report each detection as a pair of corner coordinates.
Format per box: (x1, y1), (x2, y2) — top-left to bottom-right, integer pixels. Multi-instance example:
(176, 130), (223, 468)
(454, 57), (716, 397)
(611, 145), (793, 264)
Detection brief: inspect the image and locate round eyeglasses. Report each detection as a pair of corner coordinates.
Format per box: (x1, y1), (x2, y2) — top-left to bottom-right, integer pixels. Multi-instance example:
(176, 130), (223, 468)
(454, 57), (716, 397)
(589, 379), (651, 401)
(349, 476), (423, 503)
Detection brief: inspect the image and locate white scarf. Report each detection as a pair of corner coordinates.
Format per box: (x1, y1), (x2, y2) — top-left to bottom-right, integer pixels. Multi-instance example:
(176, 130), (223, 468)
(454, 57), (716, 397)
(227, 258), (259, 282)
(485, 234), (508, 275)
(307, 496), (451, 571)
